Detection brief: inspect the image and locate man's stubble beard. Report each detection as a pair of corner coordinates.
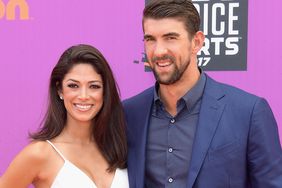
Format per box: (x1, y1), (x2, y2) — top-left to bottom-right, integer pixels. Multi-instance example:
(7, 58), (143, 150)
(152, 56), (190, 85)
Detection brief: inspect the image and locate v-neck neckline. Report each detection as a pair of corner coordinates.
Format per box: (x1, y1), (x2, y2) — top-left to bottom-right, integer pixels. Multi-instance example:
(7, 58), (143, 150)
(65, 160), (118, 188)
(47, 140), (118, 188)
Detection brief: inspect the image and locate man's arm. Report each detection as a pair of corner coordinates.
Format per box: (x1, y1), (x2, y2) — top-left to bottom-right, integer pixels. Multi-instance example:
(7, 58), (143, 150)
(248, 98), (282, 187)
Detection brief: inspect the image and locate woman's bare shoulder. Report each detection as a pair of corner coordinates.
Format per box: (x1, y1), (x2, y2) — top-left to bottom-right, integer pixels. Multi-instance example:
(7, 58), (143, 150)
(0, 140), (54, 187)
(13, 140), (54, 165)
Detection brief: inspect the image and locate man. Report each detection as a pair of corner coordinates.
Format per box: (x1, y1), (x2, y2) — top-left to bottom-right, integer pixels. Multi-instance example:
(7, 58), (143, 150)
(123, 0), (282, 187)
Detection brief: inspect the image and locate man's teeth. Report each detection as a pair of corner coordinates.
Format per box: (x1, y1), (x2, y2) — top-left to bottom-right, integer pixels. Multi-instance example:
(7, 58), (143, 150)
(157, 62), (171, 67)
(75, 104), (92, 110)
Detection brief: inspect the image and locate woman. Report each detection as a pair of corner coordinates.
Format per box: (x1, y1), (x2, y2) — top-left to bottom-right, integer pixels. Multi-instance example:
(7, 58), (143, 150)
(0, 44), (128, 188)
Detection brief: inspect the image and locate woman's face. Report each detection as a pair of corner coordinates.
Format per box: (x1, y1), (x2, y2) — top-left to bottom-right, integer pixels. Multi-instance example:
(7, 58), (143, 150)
(59, 63), (103, 125)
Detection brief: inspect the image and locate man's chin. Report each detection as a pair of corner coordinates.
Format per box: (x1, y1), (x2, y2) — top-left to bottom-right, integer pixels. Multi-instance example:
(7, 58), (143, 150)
(156, 77), (176, 85)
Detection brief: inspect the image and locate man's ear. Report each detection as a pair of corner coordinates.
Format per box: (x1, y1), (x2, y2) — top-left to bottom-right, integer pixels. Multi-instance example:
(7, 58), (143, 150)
(192, 31), (205, 54)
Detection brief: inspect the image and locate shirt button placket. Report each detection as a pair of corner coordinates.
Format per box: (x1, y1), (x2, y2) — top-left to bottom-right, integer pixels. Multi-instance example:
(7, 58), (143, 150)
(168, 118), (175, 187)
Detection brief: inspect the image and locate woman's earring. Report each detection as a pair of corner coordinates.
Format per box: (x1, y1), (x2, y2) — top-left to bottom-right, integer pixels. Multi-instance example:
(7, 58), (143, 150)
(59, 95), (63, 100)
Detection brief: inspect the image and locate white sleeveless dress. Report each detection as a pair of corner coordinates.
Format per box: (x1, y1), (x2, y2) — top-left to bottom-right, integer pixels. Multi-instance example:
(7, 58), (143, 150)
(46, 140), (129, 188)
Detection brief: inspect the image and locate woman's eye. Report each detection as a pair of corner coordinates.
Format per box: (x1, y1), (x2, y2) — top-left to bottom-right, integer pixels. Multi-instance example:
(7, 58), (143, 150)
(67, 83), (78, 88)
(90, 85), (102, 89)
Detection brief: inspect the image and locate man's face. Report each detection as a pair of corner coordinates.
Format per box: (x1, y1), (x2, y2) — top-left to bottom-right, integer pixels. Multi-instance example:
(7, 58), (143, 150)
(143, 18), (194, 85)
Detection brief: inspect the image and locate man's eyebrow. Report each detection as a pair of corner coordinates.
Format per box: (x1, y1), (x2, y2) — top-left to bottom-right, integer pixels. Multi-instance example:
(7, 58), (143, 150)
(162, 32), (180, 37)
(143, 32), (180, 40)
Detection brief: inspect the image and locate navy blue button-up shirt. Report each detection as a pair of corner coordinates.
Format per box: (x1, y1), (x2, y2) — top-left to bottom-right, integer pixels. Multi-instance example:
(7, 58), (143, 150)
(145, 73), (206, 188)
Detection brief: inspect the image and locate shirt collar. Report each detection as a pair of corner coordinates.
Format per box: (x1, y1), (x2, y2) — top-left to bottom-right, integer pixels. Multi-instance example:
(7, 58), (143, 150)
(153, 69), (206, 110)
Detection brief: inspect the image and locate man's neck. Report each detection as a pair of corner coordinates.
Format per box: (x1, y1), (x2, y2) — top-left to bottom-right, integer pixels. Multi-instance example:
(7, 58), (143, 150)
(158, 67), (200, 116)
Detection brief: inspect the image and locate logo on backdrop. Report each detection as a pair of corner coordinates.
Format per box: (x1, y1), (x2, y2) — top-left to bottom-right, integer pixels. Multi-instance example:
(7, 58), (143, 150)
(0, 0), (29, 20)
(135, 0), (248, 71)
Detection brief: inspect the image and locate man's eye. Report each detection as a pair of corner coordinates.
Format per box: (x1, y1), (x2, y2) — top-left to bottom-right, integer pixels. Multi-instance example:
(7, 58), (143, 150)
(144, 38), (154, 42)
(167, 36), (177, 40)
(67, 83), (78, 88)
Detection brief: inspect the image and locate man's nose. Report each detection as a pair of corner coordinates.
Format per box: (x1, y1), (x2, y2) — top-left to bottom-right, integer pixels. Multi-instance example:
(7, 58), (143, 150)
(153, 41), (168, 57)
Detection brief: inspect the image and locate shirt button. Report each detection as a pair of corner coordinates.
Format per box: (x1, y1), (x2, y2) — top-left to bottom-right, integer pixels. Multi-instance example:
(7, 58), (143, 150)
(168, 148), (173, 153)
(168, 177), (174, 183)
(170, 118), (175, 123)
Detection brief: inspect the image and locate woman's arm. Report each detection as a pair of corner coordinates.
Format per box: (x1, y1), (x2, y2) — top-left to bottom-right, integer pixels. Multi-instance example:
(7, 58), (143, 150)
(0, 142), (46, 188)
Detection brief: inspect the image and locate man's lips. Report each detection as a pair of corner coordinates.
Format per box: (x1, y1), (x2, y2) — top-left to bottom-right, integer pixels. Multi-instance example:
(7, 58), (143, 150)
(156, 61), (172, 67)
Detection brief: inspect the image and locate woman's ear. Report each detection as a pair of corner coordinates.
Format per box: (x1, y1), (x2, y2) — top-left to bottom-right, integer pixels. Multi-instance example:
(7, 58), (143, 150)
(59, 94), (63, 100)
(57, 90), (63, 100)
(56, 82), (63, 100)
(192, 31), (205, 54)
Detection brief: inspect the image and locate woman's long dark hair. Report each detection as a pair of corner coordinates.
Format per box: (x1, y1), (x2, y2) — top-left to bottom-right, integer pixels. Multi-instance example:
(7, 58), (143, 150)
(30, 44), (127, 171)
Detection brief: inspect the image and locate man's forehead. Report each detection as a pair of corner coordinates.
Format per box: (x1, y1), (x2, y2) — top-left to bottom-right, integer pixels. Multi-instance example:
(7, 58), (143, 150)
(143, 18), (187, 35)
